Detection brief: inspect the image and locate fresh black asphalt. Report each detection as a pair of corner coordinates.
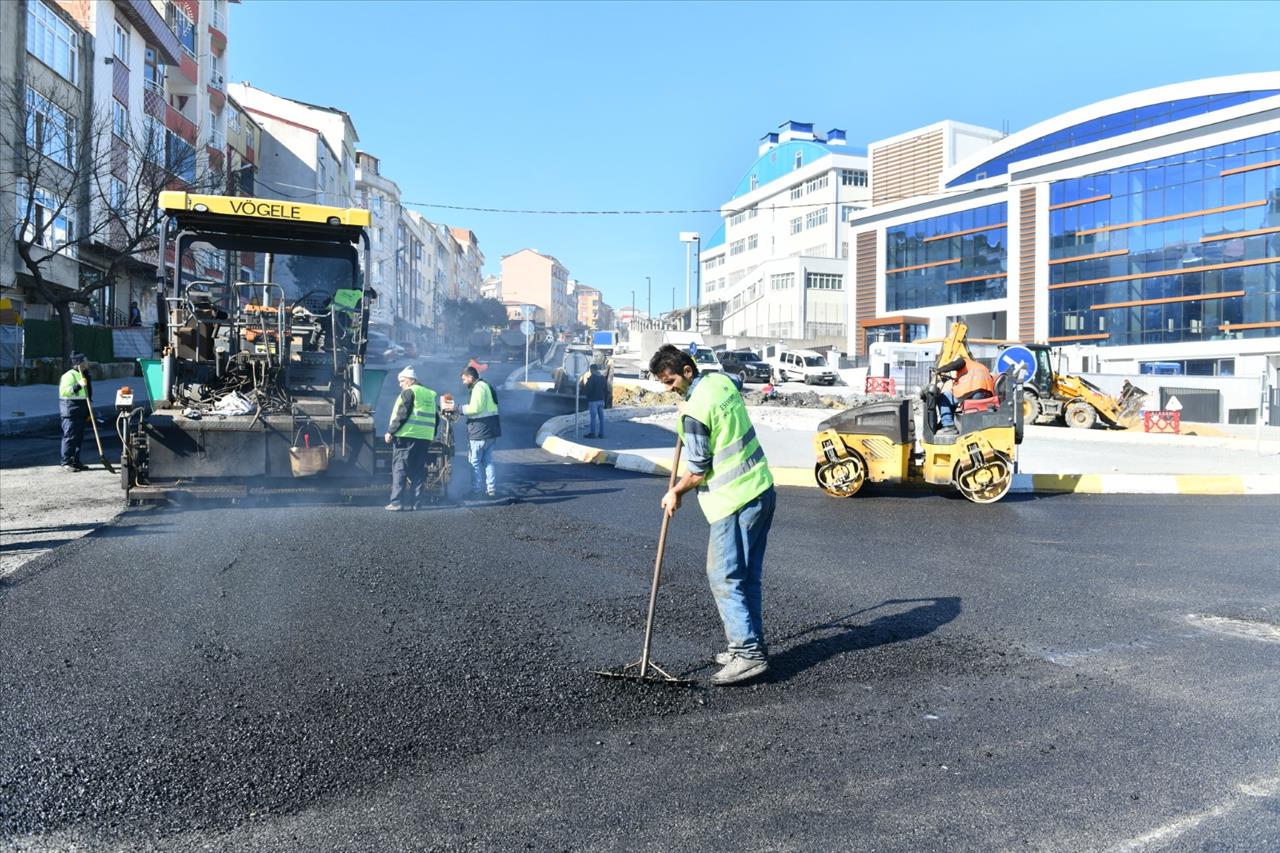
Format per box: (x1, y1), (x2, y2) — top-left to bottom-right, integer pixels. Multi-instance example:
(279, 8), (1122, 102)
(2, 362), (1278, 851)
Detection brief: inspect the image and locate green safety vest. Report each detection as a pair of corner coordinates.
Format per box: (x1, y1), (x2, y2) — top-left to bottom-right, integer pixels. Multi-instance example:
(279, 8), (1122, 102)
(392, 384), (438, 440)
(464, 380), (499, 417)
(332, 289), (363, 312)
(678, 372), (773, 523)
(59, 368), (87, 400)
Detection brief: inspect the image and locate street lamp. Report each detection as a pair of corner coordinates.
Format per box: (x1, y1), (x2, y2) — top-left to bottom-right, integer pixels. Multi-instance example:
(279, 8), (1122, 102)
(679, 232), (700, 309)
(646, 275), (651, 322)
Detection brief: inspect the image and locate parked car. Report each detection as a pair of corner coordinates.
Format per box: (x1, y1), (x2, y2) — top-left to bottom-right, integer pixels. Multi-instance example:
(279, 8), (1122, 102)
(692, 346), (723, 374)
(771, 349), (838, 385)
(717, 349), (771, 385)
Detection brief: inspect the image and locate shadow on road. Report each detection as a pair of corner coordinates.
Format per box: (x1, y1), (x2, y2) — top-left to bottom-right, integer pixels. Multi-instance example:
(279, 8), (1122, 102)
(766, 596), (962, 682)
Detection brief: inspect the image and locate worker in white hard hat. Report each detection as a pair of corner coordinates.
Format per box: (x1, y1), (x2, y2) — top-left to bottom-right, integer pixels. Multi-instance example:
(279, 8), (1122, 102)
(383, 364), (439, 511)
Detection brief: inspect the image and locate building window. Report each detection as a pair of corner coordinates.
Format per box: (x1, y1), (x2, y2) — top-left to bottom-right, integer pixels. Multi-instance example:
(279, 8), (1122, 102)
(165, 130), (196, 183)
(144, 48), (163, 92)
(749, 174), (758, 191)
(789, 185), (804, 201)
(748, 206), (758, 219)
(841, 241), (849, 259)
(804, 174), (828, 194)
(747, 234), (758, 251)
(805, 272), (843, 290)
(166, 2), (196, 57)
(840, 169), (868, 187)
(143, 116), (165, 163)
(27, 2), (79, 83)
(112, 99), (128, 140)
(227, 108), (241, 134)
(371, 195), (383, 215)
(109, 176), (127, 211)
(19, 185), (76, 251)
(789, 217), (802, 235)
(794, 152), (802, 169)
(805, 208), (828, 229)
(25, 88), (76, 168)
(113, 20), (130, 62)
(770, 273), (794, 290)
(729, 210), (746, 227)
(730, 239), (745, 256)
(841, 205), (856, 222)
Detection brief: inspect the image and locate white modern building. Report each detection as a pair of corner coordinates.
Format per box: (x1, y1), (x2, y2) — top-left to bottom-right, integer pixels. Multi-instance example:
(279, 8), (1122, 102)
(846, 73), (1280, 405)
(697, 121), (871, 344)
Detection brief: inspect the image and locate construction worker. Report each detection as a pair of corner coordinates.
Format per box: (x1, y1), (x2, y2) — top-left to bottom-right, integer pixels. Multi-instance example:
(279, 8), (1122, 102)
(650, 344), (775, 686)
(383, 365), (438, 511)
(57, 353), (92, 472)
(460, 364), (501, 498)
(935, 355), (996, 435)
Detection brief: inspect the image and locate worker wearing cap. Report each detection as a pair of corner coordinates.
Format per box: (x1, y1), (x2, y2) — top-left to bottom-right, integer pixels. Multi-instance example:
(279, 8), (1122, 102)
(650, 344), (775, 687)
(460, 364), (501, 498)
(57, 353), (93, 472)
(383, 365), (438, 511)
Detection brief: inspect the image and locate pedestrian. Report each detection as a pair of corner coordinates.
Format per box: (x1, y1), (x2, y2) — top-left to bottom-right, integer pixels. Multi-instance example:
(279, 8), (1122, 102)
(128, 301), (142, 326)
(649, 344), (776, 686)
(383, 365), (439, 511)
(460, 364), (500, 498)
(581, 362), (608, 438)
(57, 353), (92, 472)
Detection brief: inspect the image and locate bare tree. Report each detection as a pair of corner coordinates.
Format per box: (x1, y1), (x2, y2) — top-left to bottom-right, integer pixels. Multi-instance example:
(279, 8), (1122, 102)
(0, 78), (218, 369)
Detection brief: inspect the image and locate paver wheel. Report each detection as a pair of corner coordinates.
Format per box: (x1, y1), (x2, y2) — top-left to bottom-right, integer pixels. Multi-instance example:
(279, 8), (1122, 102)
(1065, 400), (1098, 429)
(953, 451), (1013, 503)
(815, 452), (866, 498)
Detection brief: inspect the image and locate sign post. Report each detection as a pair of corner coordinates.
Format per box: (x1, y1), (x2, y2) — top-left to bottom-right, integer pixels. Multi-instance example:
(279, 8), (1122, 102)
(521, 319), (535, 381)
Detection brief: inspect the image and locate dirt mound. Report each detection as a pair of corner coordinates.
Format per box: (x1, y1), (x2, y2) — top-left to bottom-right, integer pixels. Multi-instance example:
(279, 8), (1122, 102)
(742, 389), (851, 409)
(612, 385), (683, 407)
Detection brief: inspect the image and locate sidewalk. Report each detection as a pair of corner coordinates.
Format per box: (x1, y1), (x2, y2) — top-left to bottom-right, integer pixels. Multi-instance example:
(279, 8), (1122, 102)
(0, 377), (136, 437)
(537, 406), (1280, 496)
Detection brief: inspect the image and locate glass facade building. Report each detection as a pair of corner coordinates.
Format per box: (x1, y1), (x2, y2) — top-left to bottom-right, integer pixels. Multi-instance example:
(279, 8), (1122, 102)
(948, 90), (1280, 188)
(885, 202), (1007, 310)
(1048, 130), (1280, 345)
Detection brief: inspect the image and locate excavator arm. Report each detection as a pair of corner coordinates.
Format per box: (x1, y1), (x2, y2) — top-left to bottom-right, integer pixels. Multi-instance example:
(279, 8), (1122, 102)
(935, 321), (973, 370)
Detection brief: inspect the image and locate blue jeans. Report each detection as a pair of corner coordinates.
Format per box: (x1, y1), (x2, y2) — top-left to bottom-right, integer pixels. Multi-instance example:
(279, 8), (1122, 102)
(938, 390), (957, 428)
(59, 399), (87, 466)
(468, 438), (496, 493)
(588, 400), (605, 435)
(705, 486), (775, 660)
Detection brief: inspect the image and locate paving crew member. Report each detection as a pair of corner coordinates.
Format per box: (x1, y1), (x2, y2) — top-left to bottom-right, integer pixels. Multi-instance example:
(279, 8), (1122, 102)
(460, 364), (501, 498)
(383, 365), (438, 511)
(935, 355), (995, 435)
(57, 353), (92, 472)
(649, 344), (775, 686)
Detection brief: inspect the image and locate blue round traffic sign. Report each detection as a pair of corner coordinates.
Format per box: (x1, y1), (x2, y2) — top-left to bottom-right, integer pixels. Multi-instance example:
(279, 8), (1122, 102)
(997, 346), (1037, 382)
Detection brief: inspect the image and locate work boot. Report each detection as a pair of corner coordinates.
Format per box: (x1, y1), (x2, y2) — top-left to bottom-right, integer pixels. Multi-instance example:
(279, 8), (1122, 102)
(713, 651), (733, 666)
(710, 654), (769, 686)
(936, 426), (958, 436)
(60, 464), (79, 473)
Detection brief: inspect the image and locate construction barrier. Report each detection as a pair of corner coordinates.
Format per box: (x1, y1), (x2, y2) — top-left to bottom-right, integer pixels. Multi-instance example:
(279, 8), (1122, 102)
(1143, 410), (1181, 434)
(865, 376), (896, 395)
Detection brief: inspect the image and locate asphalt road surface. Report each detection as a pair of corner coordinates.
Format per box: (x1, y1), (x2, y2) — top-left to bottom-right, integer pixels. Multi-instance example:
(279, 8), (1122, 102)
(2, 372), (1278, 851)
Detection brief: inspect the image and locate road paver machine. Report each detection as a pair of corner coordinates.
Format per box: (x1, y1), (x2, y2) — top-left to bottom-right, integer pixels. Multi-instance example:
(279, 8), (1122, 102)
(118, 192), (390, 503)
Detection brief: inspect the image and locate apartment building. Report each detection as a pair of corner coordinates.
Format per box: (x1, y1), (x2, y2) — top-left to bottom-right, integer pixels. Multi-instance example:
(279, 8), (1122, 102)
(228, 82), (358, 208)
(480, 275), (500, 301)
(500, 248), (573, 328)
(847, 74), (1280, 398)
(450, 227), (484, 302)
(573, 283), (614, 330)
(2, 0), (232, 326)
(354, 150), (403, 338)
(697, 121), (871, 344)
(401, 209), (433, 336)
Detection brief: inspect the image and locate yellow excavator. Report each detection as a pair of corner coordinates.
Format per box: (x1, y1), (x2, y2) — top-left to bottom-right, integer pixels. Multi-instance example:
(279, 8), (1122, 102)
(813, 322), (1020, 503)
(1018, 344), (1146, 429)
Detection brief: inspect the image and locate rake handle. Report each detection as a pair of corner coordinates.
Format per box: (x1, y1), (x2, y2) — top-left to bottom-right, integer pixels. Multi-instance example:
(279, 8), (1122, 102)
(638, 433), (683, 677)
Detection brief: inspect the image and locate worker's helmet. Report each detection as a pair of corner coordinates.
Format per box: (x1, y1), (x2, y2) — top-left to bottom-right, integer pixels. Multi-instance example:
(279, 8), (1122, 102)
(397, 366), (417, 381)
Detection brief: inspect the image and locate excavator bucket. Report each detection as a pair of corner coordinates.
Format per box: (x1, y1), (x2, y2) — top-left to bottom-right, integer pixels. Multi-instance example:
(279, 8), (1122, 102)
(1115, 380), (1148, 424)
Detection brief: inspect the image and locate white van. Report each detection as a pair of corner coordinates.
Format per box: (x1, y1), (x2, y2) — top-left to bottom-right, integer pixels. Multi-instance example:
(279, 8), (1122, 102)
(768, 348), (838, 385)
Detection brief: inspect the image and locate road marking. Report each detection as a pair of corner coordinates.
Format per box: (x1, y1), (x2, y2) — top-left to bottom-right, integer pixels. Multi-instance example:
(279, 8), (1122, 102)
(1108, 773), (1280, 852)
(1185, 614), (1280, 643)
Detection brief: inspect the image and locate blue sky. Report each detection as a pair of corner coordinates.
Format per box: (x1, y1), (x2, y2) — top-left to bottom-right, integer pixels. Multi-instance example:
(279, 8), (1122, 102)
(231, 0), (1278, 314)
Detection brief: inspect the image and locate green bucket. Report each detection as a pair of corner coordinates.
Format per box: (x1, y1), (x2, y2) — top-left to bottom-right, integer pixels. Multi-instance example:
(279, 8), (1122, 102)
(361, 367), (388, 412)
(138, 358), (164, 408)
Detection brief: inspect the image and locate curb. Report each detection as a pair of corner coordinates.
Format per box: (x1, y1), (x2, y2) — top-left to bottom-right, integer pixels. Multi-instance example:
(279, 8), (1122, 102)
(535, 409), (1280, 496)
(0, 401), (120, 438)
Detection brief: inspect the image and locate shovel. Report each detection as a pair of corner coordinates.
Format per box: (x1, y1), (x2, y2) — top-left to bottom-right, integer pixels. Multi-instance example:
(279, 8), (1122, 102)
(592, 434), (694, 685)
(86, 403), (116, 474)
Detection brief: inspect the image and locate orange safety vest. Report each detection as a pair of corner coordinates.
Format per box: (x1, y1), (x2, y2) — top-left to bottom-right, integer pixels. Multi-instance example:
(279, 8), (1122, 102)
(953, 358), (995, 400)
